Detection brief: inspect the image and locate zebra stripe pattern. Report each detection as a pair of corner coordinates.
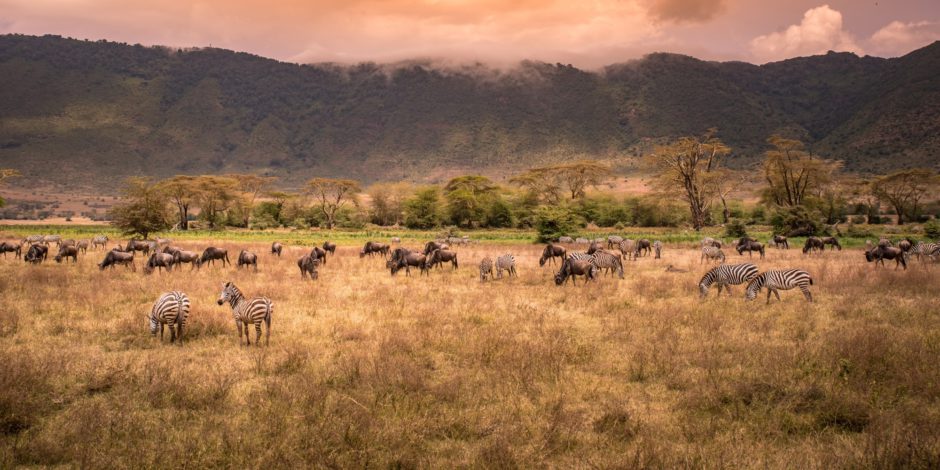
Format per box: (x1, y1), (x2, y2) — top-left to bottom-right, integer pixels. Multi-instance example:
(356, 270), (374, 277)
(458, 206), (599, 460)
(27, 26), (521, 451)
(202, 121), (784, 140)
(618, 239), (636, 260)
(699, 263), (758, 298)
(495, 254), (516, 279)
(745, 269), (814, 303)
(149, 291), (191, 344)
(217, 282), (274, 346)
(913, 242), (939, 261)
(479, 257), (493, 281)
(589, 250), (624, 279)
(653, 240), (663, 259)
(700, 246), (726, 264)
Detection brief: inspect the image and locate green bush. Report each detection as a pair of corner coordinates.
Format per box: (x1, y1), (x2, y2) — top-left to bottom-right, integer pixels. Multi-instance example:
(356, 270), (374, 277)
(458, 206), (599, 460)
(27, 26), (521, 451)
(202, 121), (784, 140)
(924, 219), (940, 239)
(534, 206), (584, 243)
(724, 220), (748, 238)
(770, 206), (819, 236)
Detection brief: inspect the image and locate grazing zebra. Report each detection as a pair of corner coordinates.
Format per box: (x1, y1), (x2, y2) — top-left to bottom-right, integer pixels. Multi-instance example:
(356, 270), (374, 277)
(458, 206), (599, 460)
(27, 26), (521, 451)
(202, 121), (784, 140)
(495, 254), (516, 279)
(217, 282), (273, 346)
(91, 235), (109, 250)
(607, 235), (623, 249)
(575, 237), (590, 245)
(558, 236), (574, 244)
(700, 246), (726, 264)
(653, 240), (663, 259)
(271, 242), (283, 257)
(42, 235), (62, 246)
(149, 291), (190, 344)
(22, 235), (43, 246)
(912, 242), (939, 261)
(591, 250), (624, 279)
(745, 269), (814, 304)
(618, 239), (637, 261)
(771, 235), (789, 249)
(701, 237), (722, 248)
(479, 257), (493, 282)
(699, 263), (759, 298)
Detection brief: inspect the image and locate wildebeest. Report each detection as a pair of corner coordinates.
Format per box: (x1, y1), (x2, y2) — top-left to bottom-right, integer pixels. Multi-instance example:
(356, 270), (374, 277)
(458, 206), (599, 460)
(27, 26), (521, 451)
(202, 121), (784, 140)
(200, 247), (231, 267)
(554, 258), (597, 286)
(99, 249), (135, 271)
(821, 236), (842, 251)
(54, 246), (79, 263)
(125, 239), (152, 256)
(0, 241), (21, 258)
(587, 240), (601, 255)
(271, 242), (283, 257)
(772, 235), (789, 249)
(309, 246), (327, 265)
(388, 252), (429, 276)
(144, 252), (177, 274)
(423, 241), (449, 255)
(173, 250), (201, 270)
(865, 246), (907, 270)
(162, 245), (183, 258)
(322, 241), (337, 255)
(802, 237), (824, 254)
(898, 238), (913, 253)
(426, 249), (458, 270)
(24, 244), (48, 263)
(635, 239), (652, 257)
(91, 235), (109, 250)
(360, 241), (390, 258)
(59, 239), (76, 248)
(297, 254), (320, 280)
(736, 240), (766, 259)
(539, 243), (567, 267)
(237, 250), (258, 271)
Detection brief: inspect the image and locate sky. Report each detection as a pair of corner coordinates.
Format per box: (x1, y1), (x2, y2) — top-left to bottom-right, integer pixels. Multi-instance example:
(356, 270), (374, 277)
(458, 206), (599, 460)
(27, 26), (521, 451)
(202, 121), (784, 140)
(0, 0), (938, 67)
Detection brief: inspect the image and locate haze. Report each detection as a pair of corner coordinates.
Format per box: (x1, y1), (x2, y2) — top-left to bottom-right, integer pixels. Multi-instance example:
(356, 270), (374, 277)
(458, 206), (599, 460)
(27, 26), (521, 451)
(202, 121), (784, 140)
(0, 0), (938, 67)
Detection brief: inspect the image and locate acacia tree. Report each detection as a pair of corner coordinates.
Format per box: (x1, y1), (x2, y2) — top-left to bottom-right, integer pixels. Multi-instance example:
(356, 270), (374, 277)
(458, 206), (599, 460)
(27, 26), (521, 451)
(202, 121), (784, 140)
(227, 174), (276, 229)
(871, 169), (938, 225)
(509, 160), (611, 203)
(444, 175), (499, 227)
(157, 175), (199, 230)
(509, 167), (563, 204)
(108, 177), (170, 239)
(761, 136), (841, 207)
(307, 178), (360, 229)
(710, 168), (748, 224)
(645, 129), (731, 230)
(194, 176), (240, 229)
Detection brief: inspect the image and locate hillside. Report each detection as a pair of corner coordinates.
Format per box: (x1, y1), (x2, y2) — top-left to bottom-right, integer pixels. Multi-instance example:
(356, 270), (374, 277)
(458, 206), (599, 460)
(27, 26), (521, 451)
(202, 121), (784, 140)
(1, 34), (938, 191)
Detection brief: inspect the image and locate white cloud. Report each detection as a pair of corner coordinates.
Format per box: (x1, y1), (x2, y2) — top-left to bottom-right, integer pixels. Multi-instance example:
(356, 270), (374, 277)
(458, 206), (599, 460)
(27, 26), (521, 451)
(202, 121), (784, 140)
(868, 20), (940, 57)
(749, 5), (863, 63)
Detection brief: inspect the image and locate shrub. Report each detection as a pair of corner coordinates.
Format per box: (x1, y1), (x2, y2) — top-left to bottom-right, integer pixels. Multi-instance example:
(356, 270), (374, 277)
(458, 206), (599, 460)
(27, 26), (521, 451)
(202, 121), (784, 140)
(535, 206), (584, 243)
(924, 219), (940, 239)
(724, 220), (748, 238)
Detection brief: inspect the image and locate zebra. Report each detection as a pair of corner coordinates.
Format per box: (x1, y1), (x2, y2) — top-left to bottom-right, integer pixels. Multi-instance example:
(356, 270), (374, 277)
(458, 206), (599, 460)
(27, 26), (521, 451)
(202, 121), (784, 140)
(912, 242), (939, 261)
(745, 269), (814, 304)
(479, 257), (493, 282)
(42, 235), (61, 246)
(149, 291), (190, 344)
(91, 235), (109, 250)
(701, 237), (722, 248)
(653, 240), (663, 259)
(75, 240), (90, 254)
(217, 282), (273, 346)
(558, 236), (574, 243)
(618, 239), (636, 261)
(575, 237), (590, 245)
(591, 250), (624, 279)
(607, 235), (623, 249)
(495, 254), (516, 279)
(699, 263), (759, 298)
(22, 235), (43, 246)
(700, 246), (726, 264)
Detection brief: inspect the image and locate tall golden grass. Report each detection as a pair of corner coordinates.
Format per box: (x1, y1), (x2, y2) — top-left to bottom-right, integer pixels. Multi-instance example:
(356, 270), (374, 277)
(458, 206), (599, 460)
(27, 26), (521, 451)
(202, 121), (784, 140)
(0, 239), (938, 468)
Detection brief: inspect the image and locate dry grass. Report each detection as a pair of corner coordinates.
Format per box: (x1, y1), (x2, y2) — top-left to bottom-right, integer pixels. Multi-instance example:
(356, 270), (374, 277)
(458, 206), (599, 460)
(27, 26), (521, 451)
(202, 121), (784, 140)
(1, 239), (939, 468)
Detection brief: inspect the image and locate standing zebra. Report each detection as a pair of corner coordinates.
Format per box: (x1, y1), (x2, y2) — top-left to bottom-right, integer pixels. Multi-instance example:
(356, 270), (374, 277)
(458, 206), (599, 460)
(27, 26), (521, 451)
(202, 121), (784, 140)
(700, 246), (726, 264)
(495, 254), (516, 279)
(745, 269), (814, 304)
(699, 263), (758, 298)
(607, 235), (624, 249)
(618, 239), (636, 261)
(479, 257), (493, 282)
(217, 282), (273, 346)
(653, 240), (663, 259)
(91, 235), (109, 250)
(149, 291), (190, 344)
(913, 242), (939, 261)
(591, 250), (624, 279)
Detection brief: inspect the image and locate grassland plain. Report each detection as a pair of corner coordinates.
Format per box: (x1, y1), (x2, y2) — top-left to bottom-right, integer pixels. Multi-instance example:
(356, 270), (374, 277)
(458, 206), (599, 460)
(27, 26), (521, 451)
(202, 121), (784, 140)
(0, 232), (939, 468)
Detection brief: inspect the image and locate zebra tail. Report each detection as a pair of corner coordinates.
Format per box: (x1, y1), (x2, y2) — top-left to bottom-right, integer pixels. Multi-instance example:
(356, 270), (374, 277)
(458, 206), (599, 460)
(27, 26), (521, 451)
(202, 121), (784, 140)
(809, 277), (814, 285)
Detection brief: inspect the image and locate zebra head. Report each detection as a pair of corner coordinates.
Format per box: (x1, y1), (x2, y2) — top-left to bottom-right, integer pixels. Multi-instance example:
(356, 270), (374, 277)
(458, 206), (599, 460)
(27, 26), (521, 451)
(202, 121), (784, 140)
(744, 276), (763, 302)
(217, 282), (237, 305)
(148, 313), (159, 335)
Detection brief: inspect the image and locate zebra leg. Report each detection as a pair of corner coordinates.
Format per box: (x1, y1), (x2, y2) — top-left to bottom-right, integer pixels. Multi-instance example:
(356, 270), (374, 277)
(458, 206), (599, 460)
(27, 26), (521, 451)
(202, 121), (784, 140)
(235, 321), (244, 345)
(169, 324), (176, 343)
(801, 286), (813, 303)
(265, 316), (271, 345)
(766, 289), (773, 304)
(255, 321), (262, 346)
(717, 284), (723, 296)
(160, 323), (165, 341)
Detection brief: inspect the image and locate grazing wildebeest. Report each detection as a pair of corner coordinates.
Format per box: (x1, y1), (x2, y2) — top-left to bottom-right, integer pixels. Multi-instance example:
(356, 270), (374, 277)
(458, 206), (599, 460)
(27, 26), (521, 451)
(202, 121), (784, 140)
(390, 247), (411, 264)
(322, 241), (336, 255)
(865, 246), (907, 270)
(360, 241), (389, 258)
(162, 245), (182, 258)
(91, 235), (109, 250)
(0, 241), (21, 258)
(426, 249), (458, 270)
(423, 241), (449, 255)
(878, 237), (893, 248)
(635, 239), (652, 257)
(144, 252), (176, 274)
(539, 243), (567, 267)
(200, 247), (230, 267)
(309, 246), (327, 265)
(821, 236), (842, 251)
(237, 250), (258, 271)
(558, 236), (574, 244)
(388, 252), (429, 276)
(271, 242), (283, 257)
(125, 239), (152, 256)
(587, 240), (601, 255)
(554, 258), (597, 286)
(173, 250), (201, 270)
(297, 254), (320, 280)
(99, 249), (135, 271)
(24, 244), (48, 263)
(54, 246), (79, 263)
(772, 235), (789, 249)
(736, 240), (766, 259)
(155, 238), (172, 248)
(802, 237), (824, 254)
